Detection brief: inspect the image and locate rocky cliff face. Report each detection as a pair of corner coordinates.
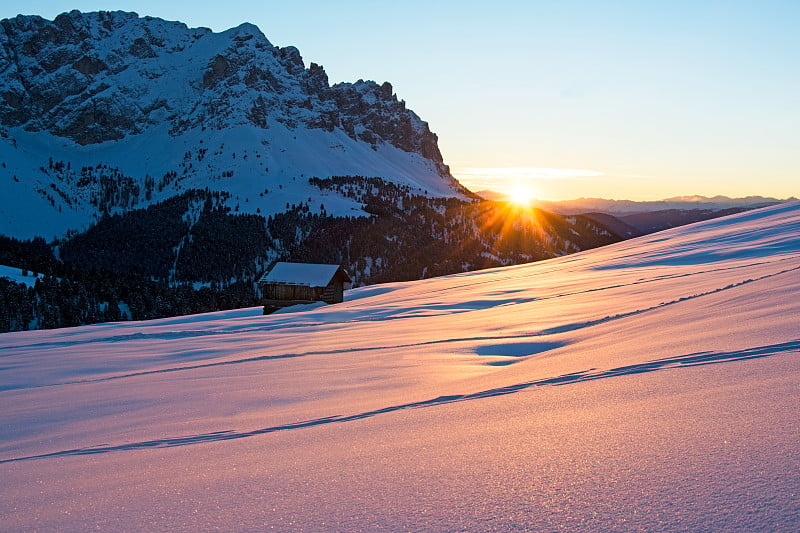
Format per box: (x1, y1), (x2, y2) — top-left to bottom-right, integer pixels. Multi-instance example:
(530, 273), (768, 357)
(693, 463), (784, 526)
(0, 11), (464, 238)
(0, 10), (445, 167)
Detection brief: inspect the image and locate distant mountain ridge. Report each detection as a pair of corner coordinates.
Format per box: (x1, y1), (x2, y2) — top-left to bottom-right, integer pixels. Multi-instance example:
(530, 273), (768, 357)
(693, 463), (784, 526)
(532, 195), (790, 215)
(475, 193), (795, 236)
(0, 10), (462, 238)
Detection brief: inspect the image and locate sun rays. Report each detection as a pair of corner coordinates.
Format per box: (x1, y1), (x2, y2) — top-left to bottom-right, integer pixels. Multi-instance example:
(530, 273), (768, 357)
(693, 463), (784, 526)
(452, 167), (605, 203)
(506, 182), (537, 206)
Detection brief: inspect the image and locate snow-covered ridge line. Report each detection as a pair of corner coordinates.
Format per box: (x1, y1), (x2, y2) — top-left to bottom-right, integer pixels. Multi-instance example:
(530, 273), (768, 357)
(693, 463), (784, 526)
(0, 10), (444, 158)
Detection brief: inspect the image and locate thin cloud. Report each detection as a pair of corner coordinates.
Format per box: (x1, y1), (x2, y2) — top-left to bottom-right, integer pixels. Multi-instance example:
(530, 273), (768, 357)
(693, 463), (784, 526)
(454, 167), (604, 181)
(452, 167), (605, 195)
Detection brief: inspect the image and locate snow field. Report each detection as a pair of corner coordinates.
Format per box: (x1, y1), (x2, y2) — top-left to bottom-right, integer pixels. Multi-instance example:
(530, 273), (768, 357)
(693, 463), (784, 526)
(0, 201), (798, 531)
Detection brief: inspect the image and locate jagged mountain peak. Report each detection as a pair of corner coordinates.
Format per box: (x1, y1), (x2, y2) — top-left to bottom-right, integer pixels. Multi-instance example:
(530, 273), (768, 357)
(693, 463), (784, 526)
(0, 10), (444, 159)
(0, 11), (462, 238)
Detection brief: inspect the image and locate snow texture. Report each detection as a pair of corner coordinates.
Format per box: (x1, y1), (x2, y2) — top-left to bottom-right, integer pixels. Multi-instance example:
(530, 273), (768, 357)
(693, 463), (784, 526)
(1, 201), (799, 531)
(0, 264), (43, 287)
(259, 262), (347, 287)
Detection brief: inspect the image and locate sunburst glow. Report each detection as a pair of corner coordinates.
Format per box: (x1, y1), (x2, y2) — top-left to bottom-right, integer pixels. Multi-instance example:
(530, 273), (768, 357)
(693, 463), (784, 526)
(506, 183), (537, 206)
(452, 167), (605, 202)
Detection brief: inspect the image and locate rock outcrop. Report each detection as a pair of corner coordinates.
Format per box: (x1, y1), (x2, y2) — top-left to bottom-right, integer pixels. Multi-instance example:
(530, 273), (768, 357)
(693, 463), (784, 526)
(0, 10), (446, 173)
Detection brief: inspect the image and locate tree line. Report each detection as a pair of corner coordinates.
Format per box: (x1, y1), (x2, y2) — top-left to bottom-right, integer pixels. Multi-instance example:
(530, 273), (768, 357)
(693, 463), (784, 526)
(0, 179), (622, 332)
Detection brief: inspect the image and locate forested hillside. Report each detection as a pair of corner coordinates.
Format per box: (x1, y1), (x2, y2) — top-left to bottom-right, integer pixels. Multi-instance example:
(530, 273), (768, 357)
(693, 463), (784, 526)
(0, 177), (623, 332)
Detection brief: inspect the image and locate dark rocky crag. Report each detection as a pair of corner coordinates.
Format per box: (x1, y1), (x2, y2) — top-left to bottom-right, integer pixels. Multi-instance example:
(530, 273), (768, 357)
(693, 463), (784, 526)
(0, 10), (447, 174)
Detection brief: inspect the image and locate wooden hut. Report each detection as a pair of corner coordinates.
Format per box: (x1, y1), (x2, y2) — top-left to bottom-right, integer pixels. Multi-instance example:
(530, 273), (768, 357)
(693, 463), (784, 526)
(259, 262), (352, 313)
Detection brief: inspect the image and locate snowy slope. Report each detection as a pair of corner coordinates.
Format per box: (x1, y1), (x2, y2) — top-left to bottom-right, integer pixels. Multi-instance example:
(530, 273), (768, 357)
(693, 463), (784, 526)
(1, 201), (799, 530)
(0, 123), (456, 239)
(0, 264), (43, 286)
(0, 11), (461, 239)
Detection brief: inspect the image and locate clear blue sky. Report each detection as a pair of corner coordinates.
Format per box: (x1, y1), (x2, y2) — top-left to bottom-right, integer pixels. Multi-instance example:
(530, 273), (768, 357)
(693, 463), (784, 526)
(2, 1), (798, 200)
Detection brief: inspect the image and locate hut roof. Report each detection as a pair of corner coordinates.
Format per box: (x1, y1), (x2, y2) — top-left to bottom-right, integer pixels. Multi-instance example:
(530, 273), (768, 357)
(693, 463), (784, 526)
(258, 262), (351, 287)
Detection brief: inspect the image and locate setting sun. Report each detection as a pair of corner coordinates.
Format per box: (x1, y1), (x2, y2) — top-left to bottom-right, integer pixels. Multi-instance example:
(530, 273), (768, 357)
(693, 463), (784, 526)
(507, 183), (537, 206)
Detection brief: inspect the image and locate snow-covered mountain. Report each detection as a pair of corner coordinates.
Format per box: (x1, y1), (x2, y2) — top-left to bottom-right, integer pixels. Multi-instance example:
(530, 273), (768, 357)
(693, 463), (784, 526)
(0, 10), (632, 323)
(1, 201), (798, 530)
(0, 10), (462, 238)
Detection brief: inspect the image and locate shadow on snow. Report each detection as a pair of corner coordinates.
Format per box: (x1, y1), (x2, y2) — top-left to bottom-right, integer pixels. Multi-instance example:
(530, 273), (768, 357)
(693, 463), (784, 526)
(2, 338), (797, 464)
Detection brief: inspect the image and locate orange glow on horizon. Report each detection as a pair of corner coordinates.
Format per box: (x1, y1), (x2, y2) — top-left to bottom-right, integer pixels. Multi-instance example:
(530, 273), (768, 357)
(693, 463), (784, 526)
(452, 167), (605, 203)
(506, 183), (537, 206)
(467, 194), (567, 263)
